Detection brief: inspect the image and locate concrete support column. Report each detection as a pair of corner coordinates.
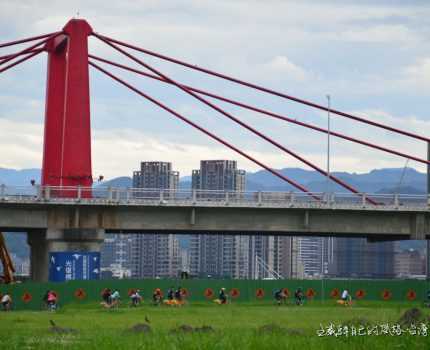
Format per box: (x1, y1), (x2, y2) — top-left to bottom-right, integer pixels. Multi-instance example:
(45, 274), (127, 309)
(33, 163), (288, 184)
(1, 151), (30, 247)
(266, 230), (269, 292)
(27, 230), (49, 282)
(27, 228), (105, 282)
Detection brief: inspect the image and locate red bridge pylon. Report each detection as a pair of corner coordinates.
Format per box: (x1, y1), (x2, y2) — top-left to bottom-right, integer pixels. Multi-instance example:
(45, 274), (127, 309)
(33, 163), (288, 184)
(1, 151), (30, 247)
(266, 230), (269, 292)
(41, 19), (93, 195)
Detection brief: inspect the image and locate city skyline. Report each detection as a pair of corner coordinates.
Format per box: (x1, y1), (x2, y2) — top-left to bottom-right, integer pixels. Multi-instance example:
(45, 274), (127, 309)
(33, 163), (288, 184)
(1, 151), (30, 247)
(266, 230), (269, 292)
(4, 157), (426, 280)
(2, 163), (429, 200)
(3, 159), (428, 280)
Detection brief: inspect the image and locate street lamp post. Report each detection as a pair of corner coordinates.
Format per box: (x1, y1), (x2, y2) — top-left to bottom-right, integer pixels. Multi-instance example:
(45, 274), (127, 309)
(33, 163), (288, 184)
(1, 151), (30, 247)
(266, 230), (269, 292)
(323, 95), (331, 301)
(427, 142), (430, 282)
(326, 95), (331, 202)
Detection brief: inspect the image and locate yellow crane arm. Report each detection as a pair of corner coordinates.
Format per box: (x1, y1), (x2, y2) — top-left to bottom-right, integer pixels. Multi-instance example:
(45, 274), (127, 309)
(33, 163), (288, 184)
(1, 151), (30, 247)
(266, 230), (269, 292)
(0, 232), (15, 284)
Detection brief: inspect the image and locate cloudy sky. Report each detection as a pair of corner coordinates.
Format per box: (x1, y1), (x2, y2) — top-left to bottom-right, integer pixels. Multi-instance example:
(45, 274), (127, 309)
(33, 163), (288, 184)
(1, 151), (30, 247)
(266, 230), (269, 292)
(1, 0), (430, 180)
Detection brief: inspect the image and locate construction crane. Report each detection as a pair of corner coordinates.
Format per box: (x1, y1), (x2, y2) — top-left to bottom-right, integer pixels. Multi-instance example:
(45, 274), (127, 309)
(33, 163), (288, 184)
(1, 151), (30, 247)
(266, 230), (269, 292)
(0, 232), (15, 284)
(254, 255), (283, 280)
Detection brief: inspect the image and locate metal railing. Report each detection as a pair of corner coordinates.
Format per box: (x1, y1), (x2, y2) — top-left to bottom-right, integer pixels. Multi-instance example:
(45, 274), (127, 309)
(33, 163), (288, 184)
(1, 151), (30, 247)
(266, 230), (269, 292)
(0, 184), (429, 210)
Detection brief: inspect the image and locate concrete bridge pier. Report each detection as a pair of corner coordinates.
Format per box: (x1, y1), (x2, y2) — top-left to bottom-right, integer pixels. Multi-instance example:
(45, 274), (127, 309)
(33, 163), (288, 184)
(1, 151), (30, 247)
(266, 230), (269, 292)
(27, 229), (105, 282)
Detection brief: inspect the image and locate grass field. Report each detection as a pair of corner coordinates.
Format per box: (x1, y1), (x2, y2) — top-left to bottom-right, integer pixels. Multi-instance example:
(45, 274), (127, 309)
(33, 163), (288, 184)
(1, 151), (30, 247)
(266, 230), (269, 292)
(1, 301), (430, 349)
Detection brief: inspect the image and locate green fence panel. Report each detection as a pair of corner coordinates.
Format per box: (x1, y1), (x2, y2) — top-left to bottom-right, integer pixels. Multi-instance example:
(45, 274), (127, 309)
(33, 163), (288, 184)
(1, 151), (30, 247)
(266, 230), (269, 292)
(1, 278), (429, 310)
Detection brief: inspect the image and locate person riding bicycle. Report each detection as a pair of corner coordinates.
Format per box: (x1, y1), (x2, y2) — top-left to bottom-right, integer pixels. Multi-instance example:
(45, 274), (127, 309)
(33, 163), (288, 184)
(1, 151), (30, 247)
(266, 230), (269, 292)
(274, 289), (286, 306)
(130, 289), (142, 307)
(167, 287), (174, 301)
(341, 289), (352, 306)
(153, 288), (163, 305)
(219, 288), (228, 304)
(46, 290), (57, 311)
(175, 287), (183, 302)
(1, 292), (12, 311)
(294, 287), (304, 306)
(102, 288), (112, 305)
(110, 289), (121, 308)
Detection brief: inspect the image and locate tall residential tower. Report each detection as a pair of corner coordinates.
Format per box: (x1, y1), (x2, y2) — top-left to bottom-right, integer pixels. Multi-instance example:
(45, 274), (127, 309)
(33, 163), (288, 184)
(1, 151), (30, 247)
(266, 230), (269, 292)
(189, 160), (248, 278)
(130, 162), (180, 278)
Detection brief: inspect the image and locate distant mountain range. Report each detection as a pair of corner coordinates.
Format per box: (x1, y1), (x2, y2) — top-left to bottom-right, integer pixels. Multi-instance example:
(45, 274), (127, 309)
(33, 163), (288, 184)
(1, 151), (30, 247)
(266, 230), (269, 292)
(1, 166), (426, 194)
(245, 167), (426, 193)
(0, 168), (40, 186)
(67, 167), (430, 194)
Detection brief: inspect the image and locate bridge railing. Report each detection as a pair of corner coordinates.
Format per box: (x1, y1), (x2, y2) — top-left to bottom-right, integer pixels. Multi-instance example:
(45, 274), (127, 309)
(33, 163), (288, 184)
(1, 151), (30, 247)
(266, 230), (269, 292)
(0, 184), (429, 209)
(0, 184), (39, 198)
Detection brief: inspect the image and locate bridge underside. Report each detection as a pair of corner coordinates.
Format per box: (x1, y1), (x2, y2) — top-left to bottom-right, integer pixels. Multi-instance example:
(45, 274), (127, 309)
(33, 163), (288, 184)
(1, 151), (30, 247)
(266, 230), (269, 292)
(1, 203), (428, 240)
(2, 203), (429, 282)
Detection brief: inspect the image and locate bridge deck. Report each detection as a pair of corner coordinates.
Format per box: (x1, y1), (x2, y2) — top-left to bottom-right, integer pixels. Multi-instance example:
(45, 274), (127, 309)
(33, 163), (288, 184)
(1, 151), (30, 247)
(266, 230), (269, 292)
(1, 185), (429, 212)
(1, 186), (429, 239)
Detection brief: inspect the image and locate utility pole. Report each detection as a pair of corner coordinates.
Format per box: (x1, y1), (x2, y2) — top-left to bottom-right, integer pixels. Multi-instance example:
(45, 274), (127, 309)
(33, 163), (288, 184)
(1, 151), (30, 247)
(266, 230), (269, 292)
(427, 142), (430, 280)
(326, 94), (331, 202)
(321, 95), (331, 303)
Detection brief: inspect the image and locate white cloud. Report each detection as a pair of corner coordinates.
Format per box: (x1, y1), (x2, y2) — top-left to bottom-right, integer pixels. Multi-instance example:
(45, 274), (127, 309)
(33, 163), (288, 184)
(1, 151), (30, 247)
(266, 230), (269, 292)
(263, 56), (309, 81)
(402, 57), (430, 90)
(339, 25), (420, 45)
(1, 0), (430, 179)
(91, 127), (329, 178)
(0, 119), (43, 169)
(327, 108), (430, 173)
(3, 106), (429, 180)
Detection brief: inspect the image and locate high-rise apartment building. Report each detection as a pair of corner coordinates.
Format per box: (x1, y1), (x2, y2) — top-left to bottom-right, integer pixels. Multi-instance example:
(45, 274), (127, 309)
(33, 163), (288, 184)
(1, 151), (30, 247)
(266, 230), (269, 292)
(191, 160), (245, 192)
(296, 237), (324, 277)
(130, 234), (179, 278)
(394, 248), (426, 278)
(248, 235), (274, 279)
(133, 161), (179, 190)
(101, 234), (134, 278)
(189, 160), (249, 278)
(273, 236), (295, 278)
(286, 236), (397, 280)
(190, 235), (250, 279)
(189, 160), (295, 280)
(329, 238), (395, 278)
(289, 237), (305, 279)
(180, 248), (190, 273)
(130, 161), (180, 278)
(289, 237), (334, 278)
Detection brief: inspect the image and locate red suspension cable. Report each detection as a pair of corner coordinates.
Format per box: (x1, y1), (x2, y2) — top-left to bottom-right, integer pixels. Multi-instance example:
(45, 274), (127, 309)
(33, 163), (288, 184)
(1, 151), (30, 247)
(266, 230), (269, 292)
(89, 54), (430, 166)
(0, 32), (62, 49)
(93, 34), (377, 205)
(0, 33), (61, 67)
(96, 33), (430, 143)
(0, 48), (44, 61)
(89, 61), (319, 200)
(0, 50), (43, 74)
